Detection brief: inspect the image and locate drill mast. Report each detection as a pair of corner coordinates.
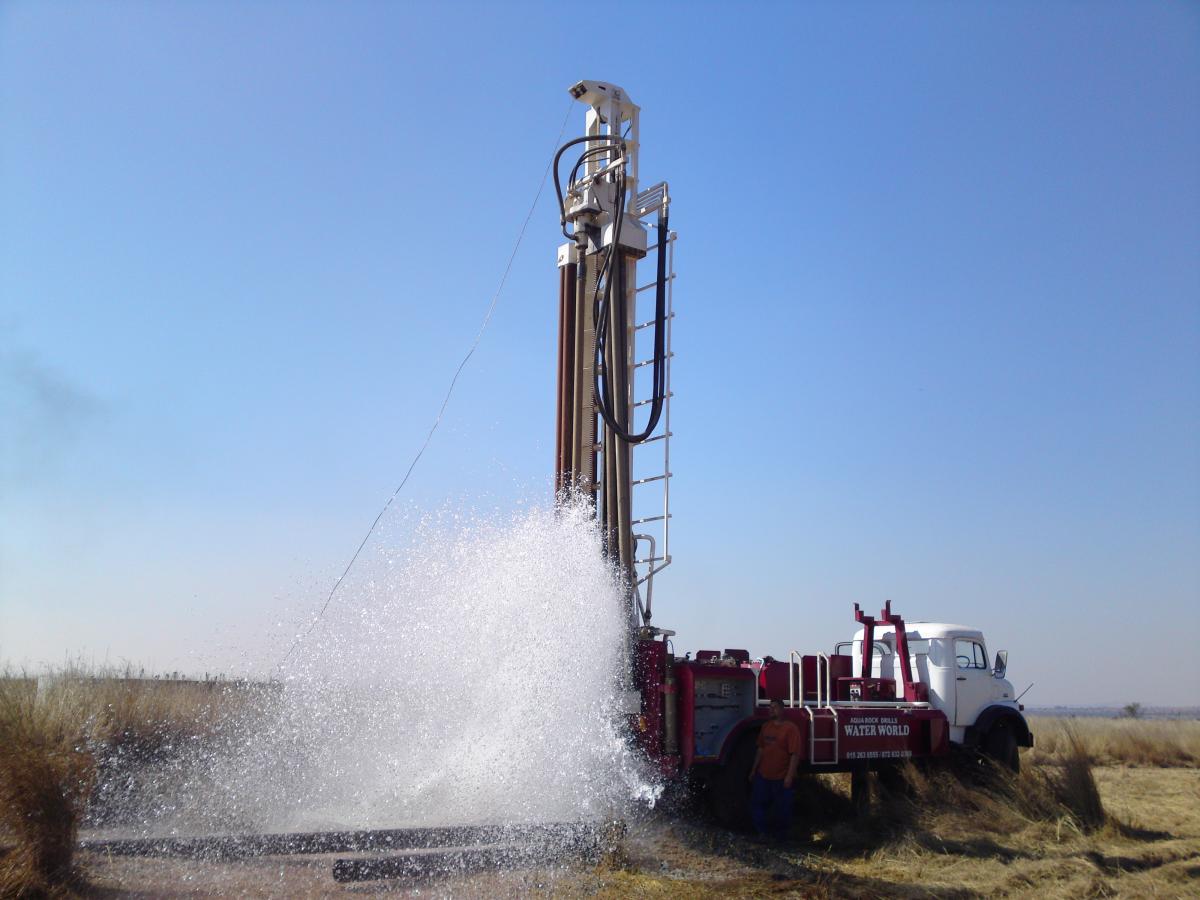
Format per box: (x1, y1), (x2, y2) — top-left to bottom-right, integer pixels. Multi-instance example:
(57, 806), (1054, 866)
(553, 80), (675, 631)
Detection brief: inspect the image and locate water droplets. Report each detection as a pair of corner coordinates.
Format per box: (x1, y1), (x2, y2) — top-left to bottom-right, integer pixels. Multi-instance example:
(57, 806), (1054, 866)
(101, 497), (661, 835)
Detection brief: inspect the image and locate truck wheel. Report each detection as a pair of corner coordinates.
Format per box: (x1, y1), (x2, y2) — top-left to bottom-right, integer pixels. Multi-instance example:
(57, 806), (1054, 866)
(850, 767), (871, 816)
(984, 722), (1020, 774)
(877, 764), (909, 798)
(710, 737), (755, 831)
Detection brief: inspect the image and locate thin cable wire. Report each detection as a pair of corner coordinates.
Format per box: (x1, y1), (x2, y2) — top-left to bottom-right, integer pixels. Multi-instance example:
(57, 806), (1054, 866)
(277, 100), (575, 668)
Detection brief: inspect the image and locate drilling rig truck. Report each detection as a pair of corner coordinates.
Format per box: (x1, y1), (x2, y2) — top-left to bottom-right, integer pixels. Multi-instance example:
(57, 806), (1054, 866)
(553, 80), (1033, 827)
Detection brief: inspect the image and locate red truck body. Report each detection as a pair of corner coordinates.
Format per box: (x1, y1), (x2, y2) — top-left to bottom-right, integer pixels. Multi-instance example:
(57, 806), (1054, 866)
(632, 605), (952, 783)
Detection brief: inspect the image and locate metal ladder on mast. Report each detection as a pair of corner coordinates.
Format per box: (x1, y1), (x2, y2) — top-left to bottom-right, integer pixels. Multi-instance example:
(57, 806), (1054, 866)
(624, 182), (675, 623)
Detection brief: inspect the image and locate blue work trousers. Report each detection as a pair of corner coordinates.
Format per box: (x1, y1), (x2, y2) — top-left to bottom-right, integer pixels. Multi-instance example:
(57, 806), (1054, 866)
(751, 773), (795, 838)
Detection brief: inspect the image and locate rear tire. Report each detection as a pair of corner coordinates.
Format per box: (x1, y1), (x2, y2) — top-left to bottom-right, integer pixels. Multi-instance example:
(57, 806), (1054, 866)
(877, 764), (909, 798)
(984, 722), (1020, 773)
(850, 767), (871, 816)
(710, 737), (756, 831)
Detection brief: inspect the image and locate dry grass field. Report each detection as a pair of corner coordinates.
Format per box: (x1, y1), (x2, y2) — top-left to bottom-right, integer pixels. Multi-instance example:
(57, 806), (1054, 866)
(2, 676), (1198, 898)
(1030, 716), (1200, 768)
(0, 672), (269, 897)
(577, 718), (1199, 898)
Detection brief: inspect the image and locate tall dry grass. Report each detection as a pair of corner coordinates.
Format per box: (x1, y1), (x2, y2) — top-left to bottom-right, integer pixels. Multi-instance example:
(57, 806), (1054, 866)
(1029, 715), (1200, 767)
(780, 728), (1198, 899)
(887, 742), (1108, 840)
(800, 724), (1112, 862)
(1021, 725), (1107, 832)
(0, 676), (96, 897)
(0, 670), (269, 897)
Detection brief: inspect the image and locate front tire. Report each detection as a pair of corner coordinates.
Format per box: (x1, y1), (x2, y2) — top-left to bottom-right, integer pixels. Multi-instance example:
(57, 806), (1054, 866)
(983, 722), (1020, 773)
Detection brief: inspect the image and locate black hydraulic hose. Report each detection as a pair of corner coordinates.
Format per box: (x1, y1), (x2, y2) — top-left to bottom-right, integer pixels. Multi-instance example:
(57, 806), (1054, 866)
(594, 244), (625, 427)
(552, 132), (669, 445)
(591, 170), (627, 428)
(594, 214), (669, 444)
(553, 135), (625, 241)
(569, 146), (616, 188)
(589, 165), (625, 392)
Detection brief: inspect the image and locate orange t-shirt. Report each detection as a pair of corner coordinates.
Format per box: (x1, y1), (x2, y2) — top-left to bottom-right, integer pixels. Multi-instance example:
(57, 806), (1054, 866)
(757, 719), (801, 780)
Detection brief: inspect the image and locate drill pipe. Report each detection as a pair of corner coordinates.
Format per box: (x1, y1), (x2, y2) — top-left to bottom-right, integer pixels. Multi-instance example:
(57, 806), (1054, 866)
(554, 261), (577, 493)
(331, 827), (607, 883)
(78, 822), (604, 861)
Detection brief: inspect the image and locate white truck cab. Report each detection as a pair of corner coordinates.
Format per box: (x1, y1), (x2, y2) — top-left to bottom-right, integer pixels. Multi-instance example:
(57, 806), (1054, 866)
(837, 622), (1032, 767)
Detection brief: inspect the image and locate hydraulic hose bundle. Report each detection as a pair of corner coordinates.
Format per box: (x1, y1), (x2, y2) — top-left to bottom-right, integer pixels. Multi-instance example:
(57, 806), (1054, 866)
(554, 137), (669, 446)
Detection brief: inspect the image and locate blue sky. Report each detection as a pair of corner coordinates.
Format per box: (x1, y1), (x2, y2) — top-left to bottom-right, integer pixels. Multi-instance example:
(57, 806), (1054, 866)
(2, 2), (1197, 704)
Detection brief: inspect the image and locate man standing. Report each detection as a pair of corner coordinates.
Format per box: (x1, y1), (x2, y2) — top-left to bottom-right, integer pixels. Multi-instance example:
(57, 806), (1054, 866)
(748, 698), (801, 841)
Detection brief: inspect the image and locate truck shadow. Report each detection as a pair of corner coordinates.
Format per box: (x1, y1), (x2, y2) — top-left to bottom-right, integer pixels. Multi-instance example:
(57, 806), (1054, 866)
(792, 765), (1040, 860)
(1108, 819), (1173, 842)
(663, 811), (982, 899)
(704, 755), (1175, 864)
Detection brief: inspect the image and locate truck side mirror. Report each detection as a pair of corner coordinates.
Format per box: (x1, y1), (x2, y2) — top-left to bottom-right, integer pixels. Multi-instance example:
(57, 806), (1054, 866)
(993, 650), (1008, 679)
